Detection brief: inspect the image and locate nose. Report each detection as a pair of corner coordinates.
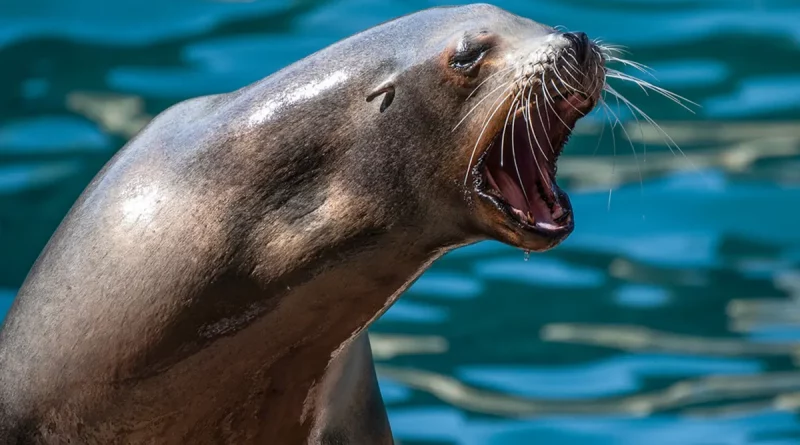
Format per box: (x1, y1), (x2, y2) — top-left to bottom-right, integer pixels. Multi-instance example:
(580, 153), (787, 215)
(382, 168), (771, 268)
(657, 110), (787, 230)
(563, 32), (590, 64)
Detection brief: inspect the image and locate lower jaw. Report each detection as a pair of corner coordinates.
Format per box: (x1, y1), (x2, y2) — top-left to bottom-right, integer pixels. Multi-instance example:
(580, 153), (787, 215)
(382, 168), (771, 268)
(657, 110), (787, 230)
(507, 196), (567, 229)
(482, 169), (573, 229)
(477, 191), (575, 247)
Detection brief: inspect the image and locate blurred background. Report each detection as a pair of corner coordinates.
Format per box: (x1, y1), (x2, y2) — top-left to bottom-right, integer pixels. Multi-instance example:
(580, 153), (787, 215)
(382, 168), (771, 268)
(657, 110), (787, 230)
(1, 0), (800, 443)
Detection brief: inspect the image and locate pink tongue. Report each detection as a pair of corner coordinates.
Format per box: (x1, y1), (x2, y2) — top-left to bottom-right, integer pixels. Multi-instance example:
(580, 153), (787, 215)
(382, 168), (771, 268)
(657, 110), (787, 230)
(492, 168), (555, 225)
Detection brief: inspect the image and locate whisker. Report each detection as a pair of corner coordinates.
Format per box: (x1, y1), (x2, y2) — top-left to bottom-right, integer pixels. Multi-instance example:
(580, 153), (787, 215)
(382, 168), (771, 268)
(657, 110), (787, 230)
(540, 73), (554, 129)
(598, 48), (699, 170)
(608, 71), (652, 97)
(466, 66), (516, 102)
(587, 51), (606, 97)
(510, 99), (530, 204)
(608, 80), (649, 163)
(606, 56), (657, 79)
(604, 93), (644, 193)
(603, 84), (697, 172)
(591, 107), (608, 157)
(554, 56), (587, 94)
(551, 76), (588, 118)
(525, 86), (550, 162)
(462, 82), (515, 184)
(596, 42), (629, 56)
(598, 99), (617, 212)
(560, 54), (587, 92)
(606, 68), (664, 100)
(588, 71), (604, 100)
(565, 52), (585, 75)
(553, 63), (592, 118)
(605, 69), (698, 112)
(547, 79), (579, 129)
(602, 100), (618, 162)
(523, 95), (548, 183)
(500, 91), (523, 167)
(453, 77), (516, 132)
(535, 90), (555, 153)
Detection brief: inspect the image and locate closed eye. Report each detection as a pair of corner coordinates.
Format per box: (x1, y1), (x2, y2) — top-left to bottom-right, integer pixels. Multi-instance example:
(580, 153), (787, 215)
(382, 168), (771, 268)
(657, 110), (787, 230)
(450, 39), (492, 71)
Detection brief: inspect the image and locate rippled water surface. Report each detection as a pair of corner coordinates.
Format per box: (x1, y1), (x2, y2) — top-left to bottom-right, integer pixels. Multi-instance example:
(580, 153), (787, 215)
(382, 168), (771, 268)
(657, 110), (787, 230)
(2, 0), (800, 443)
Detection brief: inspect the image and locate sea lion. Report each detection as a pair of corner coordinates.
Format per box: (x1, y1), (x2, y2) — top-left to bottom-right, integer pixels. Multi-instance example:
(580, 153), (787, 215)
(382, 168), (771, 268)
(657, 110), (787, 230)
(0, 3), (605, 444)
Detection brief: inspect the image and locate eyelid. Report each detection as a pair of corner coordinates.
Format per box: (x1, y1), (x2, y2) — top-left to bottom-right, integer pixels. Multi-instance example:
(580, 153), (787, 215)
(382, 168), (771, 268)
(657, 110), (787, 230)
(451, 40), (491, 68)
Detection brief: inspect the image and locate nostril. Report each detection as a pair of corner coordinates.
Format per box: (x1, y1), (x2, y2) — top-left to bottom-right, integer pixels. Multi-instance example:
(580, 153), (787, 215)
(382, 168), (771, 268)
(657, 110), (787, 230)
(564, 31), (590, 64)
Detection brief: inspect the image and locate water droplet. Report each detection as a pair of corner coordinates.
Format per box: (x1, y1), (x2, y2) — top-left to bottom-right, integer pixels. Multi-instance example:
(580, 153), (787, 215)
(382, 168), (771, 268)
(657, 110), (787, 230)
(523, 249), (531, 261)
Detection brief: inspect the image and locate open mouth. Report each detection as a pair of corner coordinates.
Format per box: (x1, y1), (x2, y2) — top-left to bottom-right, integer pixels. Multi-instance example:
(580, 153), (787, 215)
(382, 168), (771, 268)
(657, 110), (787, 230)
(474, 92), (595, 240)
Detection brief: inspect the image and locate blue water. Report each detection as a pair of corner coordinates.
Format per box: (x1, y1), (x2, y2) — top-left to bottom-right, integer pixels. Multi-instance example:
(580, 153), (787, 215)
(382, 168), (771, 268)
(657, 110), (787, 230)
(2, 0), (800, 443)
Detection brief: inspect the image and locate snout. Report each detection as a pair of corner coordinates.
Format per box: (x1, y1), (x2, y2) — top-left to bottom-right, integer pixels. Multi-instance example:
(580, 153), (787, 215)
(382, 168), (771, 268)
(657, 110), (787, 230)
(562, 32), (591, 64)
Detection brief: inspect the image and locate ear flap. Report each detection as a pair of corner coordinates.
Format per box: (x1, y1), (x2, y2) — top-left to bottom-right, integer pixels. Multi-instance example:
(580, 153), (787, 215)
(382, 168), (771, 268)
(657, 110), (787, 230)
(365, 81), (396, 113)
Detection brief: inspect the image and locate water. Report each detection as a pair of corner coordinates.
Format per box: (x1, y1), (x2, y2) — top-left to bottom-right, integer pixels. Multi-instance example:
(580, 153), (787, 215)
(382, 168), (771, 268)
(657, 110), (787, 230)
(1, 0), (800, 443)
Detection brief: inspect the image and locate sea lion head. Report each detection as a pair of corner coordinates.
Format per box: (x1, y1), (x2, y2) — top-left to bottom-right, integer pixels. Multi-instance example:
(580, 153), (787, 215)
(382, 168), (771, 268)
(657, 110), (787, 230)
(361, 4), (604, 253)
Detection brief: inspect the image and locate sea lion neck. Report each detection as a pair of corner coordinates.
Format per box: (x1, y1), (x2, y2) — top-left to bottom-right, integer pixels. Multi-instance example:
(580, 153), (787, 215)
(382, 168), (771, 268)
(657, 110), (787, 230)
(127, 222), (451, 442)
